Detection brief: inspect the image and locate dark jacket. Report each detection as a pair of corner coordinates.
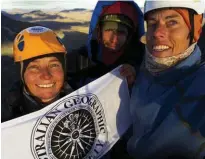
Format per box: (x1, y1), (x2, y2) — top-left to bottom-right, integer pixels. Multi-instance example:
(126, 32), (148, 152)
(128, 45), (205, 159)
(68, 1), (145, 89)
(1, 81), (73, 122)
(67, 39), (145, 90)
(198, 24), (205, 61)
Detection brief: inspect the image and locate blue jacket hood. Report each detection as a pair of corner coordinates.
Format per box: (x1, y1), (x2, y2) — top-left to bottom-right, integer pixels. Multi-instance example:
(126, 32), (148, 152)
(87, 0), (144, 62)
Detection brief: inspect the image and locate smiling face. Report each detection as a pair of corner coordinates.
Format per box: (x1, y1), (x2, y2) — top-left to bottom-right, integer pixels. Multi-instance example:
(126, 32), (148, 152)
(146, 9), (190, 58)
(101, 22), (129, 52)
(24, 56), (64, 103)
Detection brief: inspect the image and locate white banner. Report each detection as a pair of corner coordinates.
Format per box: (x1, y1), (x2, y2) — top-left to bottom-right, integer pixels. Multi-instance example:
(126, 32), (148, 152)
(1, 66), (131, 159)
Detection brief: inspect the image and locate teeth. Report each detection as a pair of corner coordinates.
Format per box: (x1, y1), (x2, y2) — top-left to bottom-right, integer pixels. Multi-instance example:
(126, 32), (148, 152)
(153, 45), (169, 51)
(37, 83), (54, 88)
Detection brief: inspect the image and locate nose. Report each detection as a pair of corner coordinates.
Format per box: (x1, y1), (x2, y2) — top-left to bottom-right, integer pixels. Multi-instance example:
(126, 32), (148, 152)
(40, 68), (52, 80)
(153, 23), (167, 40)
(110, 33), (119, 43)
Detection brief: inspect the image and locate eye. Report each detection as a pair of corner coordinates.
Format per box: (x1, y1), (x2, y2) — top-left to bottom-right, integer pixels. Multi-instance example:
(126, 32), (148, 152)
(167, 20), (178, 26)
(27, 65), (40, 71)
(50, 63), (61, 68)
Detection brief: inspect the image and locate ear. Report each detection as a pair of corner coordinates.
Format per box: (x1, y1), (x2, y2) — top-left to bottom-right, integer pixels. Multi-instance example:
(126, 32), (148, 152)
(140, 33), (147, 44)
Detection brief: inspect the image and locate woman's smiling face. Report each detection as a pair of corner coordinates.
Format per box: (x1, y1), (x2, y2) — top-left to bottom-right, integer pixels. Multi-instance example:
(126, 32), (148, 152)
(24, 56), (64, 103)
(146, 9), (190, 58)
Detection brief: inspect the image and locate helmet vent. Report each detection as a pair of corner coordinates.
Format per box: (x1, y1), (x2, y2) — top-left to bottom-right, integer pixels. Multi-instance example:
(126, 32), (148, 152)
(16, 34), (21, 41)
(18, 41), (24, 51)
(19, 35), (24, 42)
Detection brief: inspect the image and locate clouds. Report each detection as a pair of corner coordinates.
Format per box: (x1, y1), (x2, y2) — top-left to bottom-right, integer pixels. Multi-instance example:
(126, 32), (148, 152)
(1, 0), (145, 10)
(2, 0), (204, 10)
(2, 0), (78, 10)
(2, 0), (98, 10)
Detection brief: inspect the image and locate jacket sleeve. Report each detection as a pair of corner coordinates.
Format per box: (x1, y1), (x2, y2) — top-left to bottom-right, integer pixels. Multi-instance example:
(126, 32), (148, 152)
(178, 65), (205, 131)
(175, 66), (205, 147)
(1, 81), (23, 122)
(1, 100), (13, 123)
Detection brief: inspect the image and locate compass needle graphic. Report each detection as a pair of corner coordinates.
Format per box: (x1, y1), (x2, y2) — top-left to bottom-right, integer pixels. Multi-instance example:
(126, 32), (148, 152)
(41, 98), (107, 159)
(69, 142), (76, 159)
(57, 125), (64, 130)
(56, 131), (71, 137)
(76, 138), (85, 151)
(81, 127), (95, 133)
(79, 134), (94, 139)
(79, 138), (92, 147)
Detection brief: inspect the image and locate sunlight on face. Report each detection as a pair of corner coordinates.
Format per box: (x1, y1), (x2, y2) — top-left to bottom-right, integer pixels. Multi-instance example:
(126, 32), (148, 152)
(146, 9), (190, 58)
(102, 26), (128, 52)
(24, 56), (64, 103)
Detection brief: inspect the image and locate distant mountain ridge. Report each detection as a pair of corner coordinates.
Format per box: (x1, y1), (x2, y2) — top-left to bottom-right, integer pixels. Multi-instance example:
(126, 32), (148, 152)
(1, 9), (92, 43)
(29, 10), (42, 14)
(1, 9), (92, 23)
(3, 8), (92, 15)
(1, 14), (37, 42)
(60, 8), (89, 12)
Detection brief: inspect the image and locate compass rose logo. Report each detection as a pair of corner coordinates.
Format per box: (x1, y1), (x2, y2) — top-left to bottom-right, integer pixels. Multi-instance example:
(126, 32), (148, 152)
(31, 94), (108, 159)
(47, 108), (97, 159)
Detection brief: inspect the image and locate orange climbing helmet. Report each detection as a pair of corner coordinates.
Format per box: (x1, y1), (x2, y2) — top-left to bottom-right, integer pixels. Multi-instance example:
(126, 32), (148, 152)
(13, 26), (66, 62)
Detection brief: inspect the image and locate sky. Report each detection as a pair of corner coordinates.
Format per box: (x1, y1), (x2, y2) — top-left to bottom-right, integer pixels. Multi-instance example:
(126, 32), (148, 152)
(1, 0), (145, 10)
(1, 0), (205, 11)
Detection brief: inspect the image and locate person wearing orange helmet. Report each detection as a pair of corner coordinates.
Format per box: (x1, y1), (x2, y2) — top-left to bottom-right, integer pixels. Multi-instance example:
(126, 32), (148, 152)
(2, 26), (73, 122)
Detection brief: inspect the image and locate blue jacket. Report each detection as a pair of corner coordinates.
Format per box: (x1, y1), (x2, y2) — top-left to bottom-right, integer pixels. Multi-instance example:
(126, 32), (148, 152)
(128, 45), (205, 159)
(73, 1), (145, 88)
(87, 0), (144, 63)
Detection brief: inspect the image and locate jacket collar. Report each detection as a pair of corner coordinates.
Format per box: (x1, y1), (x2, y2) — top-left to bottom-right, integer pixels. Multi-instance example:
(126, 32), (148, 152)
(144, 45), (202, 85)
